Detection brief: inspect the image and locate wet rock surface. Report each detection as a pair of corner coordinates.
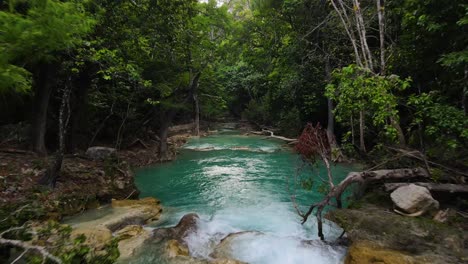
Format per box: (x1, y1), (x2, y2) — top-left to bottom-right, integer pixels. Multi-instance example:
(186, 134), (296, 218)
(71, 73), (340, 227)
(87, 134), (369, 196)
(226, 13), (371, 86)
(67, 198), (162, 261)
(116, 225), (152, 259)
(327, 204), (467, 263)
(153, 213), (200, 243)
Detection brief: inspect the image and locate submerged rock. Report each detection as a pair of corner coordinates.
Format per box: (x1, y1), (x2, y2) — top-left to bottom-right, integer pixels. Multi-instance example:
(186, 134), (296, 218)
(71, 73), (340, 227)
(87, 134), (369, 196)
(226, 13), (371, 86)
(86, 146), (117, 161)
(210, 231), (262, 260)
(390, 184), (439, 215)
(153, 213), (200, 243)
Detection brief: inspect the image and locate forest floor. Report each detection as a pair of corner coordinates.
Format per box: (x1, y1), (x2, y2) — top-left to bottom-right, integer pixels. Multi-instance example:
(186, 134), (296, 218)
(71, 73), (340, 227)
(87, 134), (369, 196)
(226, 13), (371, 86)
(0, 126), (202, 227)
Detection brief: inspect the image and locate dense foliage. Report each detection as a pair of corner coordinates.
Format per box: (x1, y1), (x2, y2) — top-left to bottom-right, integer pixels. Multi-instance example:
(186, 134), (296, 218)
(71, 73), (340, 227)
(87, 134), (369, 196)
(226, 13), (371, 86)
(0, 0), (466, 170)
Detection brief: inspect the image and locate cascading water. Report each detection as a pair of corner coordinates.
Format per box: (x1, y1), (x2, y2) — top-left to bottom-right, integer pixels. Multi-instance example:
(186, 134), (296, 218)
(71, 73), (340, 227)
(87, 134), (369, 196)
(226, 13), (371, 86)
(130, 130), (355, 264)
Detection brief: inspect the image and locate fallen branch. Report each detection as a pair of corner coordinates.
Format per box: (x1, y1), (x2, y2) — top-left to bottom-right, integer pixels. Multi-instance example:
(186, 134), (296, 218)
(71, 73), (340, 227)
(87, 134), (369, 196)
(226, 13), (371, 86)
(251, 129), (298, 143)
(386, 147), (468, 178)
(301, 168), (429, 240)
(0, 238), (62, 264)
(384, 182), (468, 193)
(0, 148), (36, 155)
(1, 225), (62, 264)
(129, 138), (149, 149)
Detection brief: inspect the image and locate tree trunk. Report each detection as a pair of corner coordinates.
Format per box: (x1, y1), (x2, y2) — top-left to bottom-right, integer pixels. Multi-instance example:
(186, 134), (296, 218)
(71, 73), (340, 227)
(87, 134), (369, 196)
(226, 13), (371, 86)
(376, 0), (386, 75)
(31, 65), (53, 155)
(158, 72), (201, 159)
(359, 110), (366, 152)
(194, 93), (200, 137)
(192, 73), (201, 137)
(330, 0), (363, 67)
(158, 109), (177, 160)
(68, 69), (91, 152)
(39, 81), (72, 187)
(352, 0), (374, 71)
(391, 117), (406, 147)
(325, 56), (336, 147)
(463, 67), (467, 114)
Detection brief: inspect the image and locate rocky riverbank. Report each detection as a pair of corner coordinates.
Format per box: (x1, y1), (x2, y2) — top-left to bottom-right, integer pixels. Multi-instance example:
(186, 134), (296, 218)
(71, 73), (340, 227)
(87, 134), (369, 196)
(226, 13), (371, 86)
(326, 189), (468, 264)
(0, 121), (233, 262)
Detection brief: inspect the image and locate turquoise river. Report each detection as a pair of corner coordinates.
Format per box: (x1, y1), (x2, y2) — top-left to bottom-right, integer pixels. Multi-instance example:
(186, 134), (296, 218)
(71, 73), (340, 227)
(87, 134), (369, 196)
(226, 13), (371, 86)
(129, 130), (356, 264)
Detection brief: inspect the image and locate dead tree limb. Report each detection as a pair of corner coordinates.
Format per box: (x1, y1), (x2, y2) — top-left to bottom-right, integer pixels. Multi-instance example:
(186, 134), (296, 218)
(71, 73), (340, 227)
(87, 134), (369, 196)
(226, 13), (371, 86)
(252, 129), (298, 143)
(0, 224), (62, 264)
(0, 237), (62, 264)
(0, 149), (36, 155)
(384, 182), (468, 193)
(300, 168), (429, 240)
(386, 146), (468, 178)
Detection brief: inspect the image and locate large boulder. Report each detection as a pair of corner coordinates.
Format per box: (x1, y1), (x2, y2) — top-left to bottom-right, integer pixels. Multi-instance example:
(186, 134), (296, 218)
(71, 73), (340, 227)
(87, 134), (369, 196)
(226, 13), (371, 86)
(86, 146), (117, 161)
(153, 213), (199, 243)
(390, 184), (439, 215)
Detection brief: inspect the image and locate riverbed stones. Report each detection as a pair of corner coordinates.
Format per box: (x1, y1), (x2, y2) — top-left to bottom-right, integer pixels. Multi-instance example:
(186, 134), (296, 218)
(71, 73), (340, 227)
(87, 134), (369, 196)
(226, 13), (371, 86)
(86, 146), (117, 160)
(390, 184), (439, 215)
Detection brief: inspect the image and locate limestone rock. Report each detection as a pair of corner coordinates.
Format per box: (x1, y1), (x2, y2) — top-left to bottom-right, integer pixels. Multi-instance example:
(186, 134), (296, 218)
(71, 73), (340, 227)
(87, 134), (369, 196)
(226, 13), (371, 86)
(345, 241), (426, 264)
(166, 239), (190, 258)
(390, 184), (439, 214)
(153, 213), (199, 243)
(107, 197), (162, 230)
(112, 197), (160, 207)
(115, 225), (145, 240)
(86, 146), (117, 161)
(210, 259), (247, 264)
(117, 225), (152, 260)
(71, 226), (112, 250)
(327, 204), (465, 263)
(211, 231), (263, 260)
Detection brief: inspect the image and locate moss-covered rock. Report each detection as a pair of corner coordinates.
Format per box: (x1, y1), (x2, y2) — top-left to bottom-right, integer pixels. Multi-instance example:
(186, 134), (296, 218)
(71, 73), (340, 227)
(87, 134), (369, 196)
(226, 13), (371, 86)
(327, 204), (467, 263)
(345, 241), (430, 264)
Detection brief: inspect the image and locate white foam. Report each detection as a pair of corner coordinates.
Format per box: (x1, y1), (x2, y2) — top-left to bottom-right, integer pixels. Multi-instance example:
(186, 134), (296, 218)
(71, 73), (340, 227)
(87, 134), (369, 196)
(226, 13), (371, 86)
(182, 203), (346, 264)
